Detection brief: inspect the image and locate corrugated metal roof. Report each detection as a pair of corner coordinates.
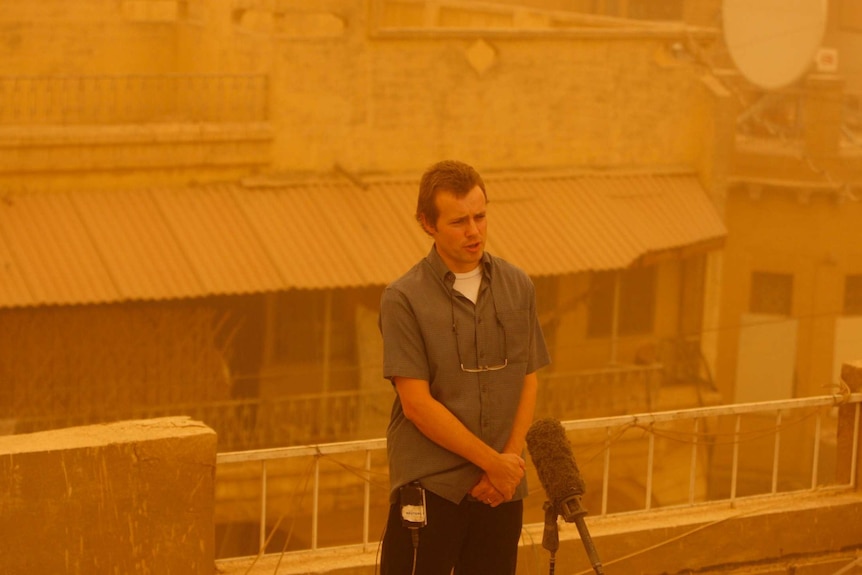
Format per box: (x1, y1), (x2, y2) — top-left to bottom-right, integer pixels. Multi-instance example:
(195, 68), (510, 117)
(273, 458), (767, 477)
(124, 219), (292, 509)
(0, 172), (726, 308)
(487, 173), (726, 275)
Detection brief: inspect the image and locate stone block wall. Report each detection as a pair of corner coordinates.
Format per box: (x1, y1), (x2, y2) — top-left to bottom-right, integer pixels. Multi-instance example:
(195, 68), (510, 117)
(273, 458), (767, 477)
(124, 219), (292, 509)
(0, 417), (216, 575)
(0, 0), (715, 186)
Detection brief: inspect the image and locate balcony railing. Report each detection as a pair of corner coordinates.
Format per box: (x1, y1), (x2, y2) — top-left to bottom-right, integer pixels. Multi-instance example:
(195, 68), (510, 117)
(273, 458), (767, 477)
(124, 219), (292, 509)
(0, 74), (268, 125)
(11, 364), (666, 452)
(537, 363), (664, 416)
(12, 389), (393, 452)
(214, 391), (861, 564)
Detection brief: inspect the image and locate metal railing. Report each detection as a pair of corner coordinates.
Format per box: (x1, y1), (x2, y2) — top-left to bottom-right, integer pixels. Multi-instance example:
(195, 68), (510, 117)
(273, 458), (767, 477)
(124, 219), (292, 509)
(13, 388), (394, 452)
(215, 391), (861, 561)
(12, 364), (663, 452)
(0, 74), (268, 125)
(538, 363), (663, 416)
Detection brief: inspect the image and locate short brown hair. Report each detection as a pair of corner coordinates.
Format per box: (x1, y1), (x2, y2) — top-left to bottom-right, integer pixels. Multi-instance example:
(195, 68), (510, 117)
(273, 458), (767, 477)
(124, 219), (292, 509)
(416, 160), (486, 233)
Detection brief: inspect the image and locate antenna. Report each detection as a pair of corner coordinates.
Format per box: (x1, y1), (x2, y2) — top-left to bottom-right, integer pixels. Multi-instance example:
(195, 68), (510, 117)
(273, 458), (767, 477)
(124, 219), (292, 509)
(722, 0), (828, 90)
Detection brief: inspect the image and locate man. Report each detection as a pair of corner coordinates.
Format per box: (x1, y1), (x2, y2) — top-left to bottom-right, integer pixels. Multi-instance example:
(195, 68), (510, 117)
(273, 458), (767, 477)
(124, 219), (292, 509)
(378, 160), (550, 574)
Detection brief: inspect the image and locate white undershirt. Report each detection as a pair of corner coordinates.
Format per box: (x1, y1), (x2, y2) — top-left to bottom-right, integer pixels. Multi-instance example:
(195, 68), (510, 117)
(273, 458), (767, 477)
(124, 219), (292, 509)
(453, 266), (483, 304)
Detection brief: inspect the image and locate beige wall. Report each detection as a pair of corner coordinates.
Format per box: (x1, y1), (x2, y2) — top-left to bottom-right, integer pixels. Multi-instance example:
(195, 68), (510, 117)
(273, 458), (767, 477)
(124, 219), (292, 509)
(548, 256), (698, 373)
(0, 1), (180, 75)
(261, 34), (706, 174)
(1, 1), (715, 182)
(716, 187), (862, 401)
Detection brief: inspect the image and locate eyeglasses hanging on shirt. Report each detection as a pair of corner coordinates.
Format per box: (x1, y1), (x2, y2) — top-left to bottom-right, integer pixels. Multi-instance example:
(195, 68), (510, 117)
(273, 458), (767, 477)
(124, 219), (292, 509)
(450, 286), (509, 373)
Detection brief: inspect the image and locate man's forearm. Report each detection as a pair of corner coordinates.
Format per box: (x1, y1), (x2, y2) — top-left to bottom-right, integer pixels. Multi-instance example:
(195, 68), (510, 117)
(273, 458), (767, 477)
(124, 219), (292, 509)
(395, 377), (525, 497)
(409, 393), (498, 467)
(503, 371), (539, 456)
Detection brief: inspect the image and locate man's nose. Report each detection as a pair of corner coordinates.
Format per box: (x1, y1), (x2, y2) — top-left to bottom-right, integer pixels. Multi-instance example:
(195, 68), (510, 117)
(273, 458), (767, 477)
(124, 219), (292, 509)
(466, 218), (479, 235)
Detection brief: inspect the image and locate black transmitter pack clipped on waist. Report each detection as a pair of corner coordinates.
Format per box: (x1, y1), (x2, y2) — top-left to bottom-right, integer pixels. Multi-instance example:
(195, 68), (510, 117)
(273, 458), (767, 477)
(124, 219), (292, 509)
(399, 482), (427, 529)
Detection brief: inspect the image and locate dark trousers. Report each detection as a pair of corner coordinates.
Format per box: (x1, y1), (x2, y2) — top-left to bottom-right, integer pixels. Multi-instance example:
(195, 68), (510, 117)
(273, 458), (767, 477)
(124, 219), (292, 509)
(380, 489), (523, 575)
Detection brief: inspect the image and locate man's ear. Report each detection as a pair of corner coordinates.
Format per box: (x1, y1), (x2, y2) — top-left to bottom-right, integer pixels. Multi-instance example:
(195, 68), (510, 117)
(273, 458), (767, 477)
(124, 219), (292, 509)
(419, 214), (436, 236)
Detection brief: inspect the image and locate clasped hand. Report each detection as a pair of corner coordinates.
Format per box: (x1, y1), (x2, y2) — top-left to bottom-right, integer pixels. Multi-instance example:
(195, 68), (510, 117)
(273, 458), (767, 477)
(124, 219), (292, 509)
(469, 453), (525, 507)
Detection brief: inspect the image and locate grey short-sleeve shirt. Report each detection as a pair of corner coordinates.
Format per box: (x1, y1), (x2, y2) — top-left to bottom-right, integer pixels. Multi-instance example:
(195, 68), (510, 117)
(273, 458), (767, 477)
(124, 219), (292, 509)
(379, 247), (550, 503)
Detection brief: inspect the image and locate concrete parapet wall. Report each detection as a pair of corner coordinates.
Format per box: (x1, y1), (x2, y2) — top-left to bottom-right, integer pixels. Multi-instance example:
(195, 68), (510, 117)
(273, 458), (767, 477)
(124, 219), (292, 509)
(217, 491), (862, 575)
(0, 417), (216, 575)
(547, 491), (862, 574)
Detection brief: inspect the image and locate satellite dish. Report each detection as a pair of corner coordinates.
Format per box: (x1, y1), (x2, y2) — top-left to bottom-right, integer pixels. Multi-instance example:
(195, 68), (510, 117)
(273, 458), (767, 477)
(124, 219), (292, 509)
(722, 0), (828, 90)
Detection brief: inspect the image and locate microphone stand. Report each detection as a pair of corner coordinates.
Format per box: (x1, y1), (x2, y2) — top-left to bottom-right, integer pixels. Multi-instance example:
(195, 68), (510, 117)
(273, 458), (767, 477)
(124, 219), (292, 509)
(560, 495), (605, 575)
(541, 502), (559, 575)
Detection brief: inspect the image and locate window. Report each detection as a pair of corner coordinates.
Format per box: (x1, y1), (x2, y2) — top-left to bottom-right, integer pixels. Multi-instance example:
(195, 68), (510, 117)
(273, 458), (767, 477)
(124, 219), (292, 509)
(270, 291), (355, 364)
(749, 272), (793, 316)
(533, 275), (559, 349)
(587, 267), (656, 337)
(844, 275), (862, 316)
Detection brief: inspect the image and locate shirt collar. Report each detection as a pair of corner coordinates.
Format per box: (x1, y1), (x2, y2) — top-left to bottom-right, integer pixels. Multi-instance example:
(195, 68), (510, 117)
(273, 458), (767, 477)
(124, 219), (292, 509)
(425, 245), (493, 286)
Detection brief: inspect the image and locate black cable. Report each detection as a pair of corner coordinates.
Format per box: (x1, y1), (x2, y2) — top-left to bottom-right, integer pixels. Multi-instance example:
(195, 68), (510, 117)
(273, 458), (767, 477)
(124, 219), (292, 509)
(410, 528), (419, 575)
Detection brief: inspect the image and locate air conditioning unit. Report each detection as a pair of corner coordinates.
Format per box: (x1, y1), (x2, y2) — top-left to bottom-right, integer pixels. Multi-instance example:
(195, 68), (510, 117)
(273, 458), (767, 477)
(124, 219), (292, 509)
(815, 47), (839, 73)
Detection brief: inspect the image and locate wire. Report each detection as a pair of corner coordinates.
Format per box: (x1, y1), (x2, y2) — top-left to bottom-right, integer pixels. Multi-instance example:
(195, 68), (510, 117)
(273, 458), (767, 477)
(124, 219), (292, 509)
(568, 405), (831, 469)
(268, 458), (316, 575)
(567, 496), (816, 575)
(829, 555), (862, 575)
(316, 452), (391, 492)
(374, 516), (387, 575)
(238, 456), (316, 575)
(410, 529), (419, 575)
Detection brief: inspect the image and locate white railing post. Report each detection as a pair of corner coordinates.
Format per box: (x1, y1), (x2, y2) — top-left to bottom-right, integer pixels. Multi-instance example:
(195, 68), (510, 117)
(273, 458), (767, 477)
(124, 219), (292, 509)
(259, 460), (267, 553)
(837, 361), (862, 488)
(811, 411), (821, 489)
(731, 414), (741, 502)
(312, 455), (320, 550)
(689, 418), (699, 505)
(363, 449), (372, 550)
(645, 429), (655, 511)
(601, 427), (610, 516)
(772, 411), (782, 494)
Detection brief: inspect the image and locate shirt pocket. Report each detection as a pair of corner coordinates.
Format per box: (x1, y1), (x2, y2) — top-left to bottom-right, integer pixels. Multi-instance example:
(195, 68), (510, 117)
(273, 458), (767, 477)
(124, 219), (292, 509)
(496, 308), (531, 365)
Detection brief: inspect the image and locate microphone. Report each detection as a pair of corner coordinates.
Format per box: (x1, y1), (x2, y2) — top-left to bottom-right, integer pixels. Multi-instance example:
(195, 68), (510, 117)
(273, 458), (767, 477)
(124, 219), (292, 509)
(525, 417), (585, 520)
(526, 417), (604, 575)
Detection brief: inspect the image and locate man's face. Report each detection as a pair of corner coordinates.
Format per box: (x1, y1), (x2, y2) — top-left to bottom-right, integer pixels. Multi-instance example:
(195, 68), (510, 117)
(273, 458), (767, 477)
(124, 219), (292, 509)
(421, 185), (487, 273)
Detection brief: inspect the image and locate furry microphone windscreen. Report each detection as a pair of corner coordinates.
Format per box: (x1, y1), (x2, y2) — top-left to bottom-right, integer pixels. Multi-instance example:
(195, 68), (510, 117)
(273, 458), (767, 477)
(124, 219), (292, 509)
(525, 417), (586, 506)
